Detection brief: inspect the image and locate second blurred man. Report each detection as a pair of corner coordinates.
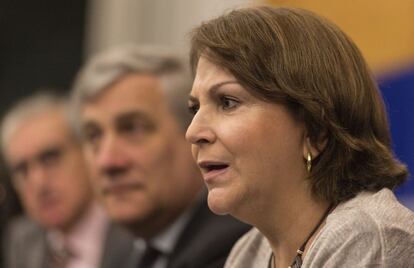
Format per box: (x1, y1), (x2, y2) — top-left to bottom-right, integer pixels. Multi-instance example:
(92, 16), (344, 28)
(71, 46), (250, 268)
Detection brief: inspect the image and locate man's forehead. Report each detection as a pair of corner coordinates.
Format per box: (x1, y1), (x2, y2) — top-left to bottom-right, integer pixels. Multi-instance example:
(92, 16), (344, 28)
(6, 113), (71, 156)
(82, 107), (155, 125)
(92, 73), (164, 102)
(7, 133), (70, 166)
(80, 80), (171, 124)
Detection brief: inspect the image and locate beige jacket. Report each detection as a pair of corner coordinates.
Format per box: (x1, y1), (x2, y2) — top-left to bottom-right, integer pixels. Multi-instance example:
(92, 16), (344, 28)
(225, 189), (414, 268)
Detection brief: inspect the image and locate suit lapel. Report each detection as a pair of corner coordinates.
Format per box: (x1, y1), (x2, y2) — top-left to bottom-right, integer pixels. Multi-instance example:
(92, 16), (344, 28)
(99, 223), (135, 268)
(28, 229), (49, 268)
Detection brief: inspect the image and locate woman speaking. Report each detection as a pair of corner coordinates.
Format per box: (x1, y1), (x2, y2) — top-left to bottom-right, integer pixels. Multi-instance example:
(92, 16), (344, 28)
(186, 6), (414, 268)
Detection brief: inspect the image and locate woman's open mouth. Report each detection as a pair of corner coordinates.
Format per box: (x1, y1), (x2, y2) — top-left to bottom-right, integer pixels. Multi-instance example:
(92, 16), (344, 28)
(198, 161), (230, 182)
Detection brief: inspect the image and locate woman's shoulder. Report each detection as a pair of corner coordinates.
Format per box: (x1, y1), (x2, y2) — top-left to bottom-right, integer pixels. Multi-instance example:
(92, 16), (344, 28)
(304, 188), (414, 267)
(224, 228), (272, 268)
(334, 188), (414, 231)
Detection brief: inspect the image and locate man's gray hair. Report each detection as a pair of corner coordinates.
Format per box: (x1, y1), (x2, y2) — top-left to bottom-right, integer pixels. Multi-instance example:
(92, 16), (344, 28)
(70, 44), (193, 135)
(1, 92), (73, 157)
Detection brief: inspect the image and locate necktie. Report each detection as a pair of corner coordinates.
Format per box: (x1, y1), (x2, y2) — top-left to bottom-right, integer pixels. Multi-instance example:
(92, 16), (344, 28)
(138, 245), (161, 268)
(47, 242), (74, 268)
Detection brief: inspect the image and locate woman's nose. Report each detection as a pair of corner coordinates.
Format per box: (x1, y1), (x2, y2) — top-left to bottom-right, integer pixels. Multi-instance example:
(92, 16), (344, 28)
(185, 110), (216, 146)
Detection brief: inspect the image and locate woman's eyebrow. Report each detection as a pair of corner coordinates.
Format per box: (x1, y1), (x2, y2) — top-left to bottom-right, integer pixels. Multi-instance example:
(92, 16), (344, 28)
(189, 80), (239, 101)
(209, 81), (239, 93)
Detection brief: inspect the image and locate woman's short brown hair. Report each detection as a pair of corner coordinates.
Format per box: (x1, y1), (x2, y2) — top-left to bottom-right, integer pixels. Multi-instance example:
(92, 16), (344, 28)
(190, 6), (408, 203)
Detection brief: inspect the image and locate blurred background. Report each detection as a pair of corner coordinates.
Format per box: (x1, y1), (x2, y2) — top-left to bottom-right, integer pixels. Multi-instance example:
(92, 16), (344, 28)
(0, 0), (413, 262)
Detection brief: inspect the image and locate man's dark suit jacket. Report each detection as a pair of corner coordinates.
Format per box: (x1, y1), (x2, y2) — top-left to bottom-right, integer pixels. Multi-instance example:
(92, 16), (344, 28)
(3, 216), (135, 268)
(128, 196), (251, 268)
(167, 200), (250, 268)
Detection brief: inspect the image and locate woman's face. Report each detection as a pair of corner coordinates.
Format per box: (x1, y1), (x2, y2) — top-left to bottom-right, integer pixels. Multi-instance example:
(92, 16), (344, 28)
(186, 57), (309, 219)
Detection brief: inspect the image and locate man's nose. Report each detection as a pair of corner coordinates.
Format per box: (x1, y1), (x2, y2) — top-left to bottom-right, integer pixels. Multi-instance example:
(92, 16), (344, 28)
(26, 164), (48, 190)
(96, 135), (130, 177)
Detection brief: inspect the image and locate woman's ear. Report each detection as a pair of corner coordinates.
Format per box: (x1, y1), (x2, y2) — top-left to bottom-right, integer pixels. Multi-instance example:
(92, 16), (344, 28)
(302, 135), (327, 160)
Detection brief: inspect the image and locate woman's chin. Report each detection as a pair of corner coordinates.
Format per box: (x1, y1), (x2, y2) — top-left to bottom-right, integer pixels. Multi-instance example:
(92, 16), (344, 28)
(207, 187), (235, 215)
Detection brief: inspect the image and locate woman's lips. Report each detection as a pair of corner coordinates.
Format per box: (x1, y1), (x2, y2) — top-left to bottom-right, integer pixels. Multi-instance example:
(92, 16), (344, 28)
(198, 161), (229, 183)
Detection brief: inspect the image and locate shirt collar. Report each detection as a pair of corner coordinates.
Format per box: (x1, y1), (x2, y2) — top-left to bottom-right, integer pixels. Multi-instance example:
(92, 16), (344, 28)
(47, 203), (109, 262)
(134, 192), (204, 255)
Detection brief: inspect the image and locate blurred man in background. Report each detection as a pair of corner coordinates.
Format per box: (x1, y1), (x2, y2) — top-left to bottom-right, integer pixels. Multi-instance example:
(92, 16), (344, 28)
(71, 45), (250, 268)
(1, 92), (134, 268)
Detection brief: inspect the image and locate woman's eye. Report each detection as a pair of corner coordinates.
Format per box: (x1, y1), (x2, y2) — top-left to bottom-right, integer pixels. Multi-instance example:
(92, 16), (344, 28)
(188, 103), (199, 115)
(220, 96), (239, 110)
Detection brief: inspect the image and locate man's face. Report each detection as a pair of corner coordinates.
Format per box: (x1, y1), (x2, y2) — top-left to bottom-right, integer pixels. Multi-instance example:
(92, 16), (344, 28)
(80, 73), (202, 237)
(5, 109), (93, 230)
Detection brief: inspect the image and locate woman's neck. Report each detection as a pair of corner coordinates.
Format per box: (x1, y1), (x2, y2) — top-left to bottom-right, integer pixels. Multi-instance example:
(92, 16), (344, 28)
(254, 191), (331, 268)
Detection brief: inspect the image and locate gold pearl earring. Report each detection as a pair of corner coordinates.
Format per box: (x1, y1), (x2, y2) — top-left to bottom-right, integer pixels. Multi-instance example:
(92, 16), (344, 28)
(306, 152), (312, 172)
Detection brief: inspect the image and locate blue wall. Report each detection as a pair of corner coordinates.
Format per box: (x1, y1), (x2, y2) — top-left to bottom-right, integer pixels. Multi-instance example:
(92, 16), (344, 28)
(378, 66), (414, 209)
